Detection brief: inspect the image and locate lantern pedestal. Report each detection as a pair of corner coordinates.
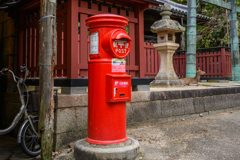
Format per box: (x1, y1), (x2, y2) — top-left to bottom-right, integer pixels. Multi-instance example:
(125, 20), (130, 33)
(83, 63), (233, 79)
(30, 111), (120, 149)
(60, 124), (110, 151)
(150, 42), (183, 87)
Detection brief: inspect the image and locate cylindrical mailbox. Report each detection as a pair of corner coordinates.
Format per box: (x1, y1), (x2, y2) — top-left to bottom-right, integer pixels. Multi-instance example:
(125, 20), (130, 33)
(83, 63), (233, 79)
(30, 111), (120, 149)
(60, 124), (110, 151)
(86, 14), (132, 145)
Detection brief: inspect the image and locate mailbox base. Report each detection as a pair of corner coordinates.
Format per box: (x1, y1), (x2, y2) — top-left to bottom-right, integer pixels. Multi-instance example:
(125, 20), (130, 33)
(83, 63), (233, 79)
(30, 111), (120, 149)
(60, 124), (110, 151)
(150, 80), (183, 87)
(74, 137), (139, 160)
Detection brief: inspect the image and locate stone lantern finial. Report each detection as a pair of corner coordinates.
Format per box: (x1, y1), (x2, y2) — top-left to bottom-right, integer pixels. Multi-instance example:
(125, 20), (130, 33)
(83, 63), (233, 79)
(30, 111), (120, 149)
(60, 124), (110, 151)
(150, 3), (186, 87)
(160, 3), (172, 19)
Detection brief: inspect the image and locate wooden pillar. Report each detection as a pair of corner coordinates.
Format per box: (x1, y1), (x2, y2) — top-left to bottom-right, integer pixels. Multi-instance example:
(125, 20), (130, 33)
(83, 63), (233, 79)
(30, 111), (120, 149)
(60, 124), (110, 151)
(79, 0), (89, 77)
(38, 0), (57, 159)
(67, 0), (79, 79)
(128, 10), (136, 77)
(57, 4), (63, 77)
(135, 3), (145, 78)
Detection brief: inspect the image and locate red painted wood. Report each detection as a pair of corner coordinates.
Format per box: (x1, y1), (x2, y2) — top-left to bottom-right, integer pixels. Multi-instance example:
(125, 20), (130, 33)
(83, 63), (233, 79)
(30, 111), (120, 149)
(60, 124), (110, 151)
(77, 7), (138, 23)
(129, 10), (134, 18)
(111, 7), (118, 14)
(80, 13), (88, 78)
(18, 1), (236, 79)
(218, 51), (221, 75)
(147, 44), (150, 73)
(221, 48), (226, 78)
(120, 8), (126, 17)
(128, 13), (136, 76)
(154, 48), (158, 74)
(175, 49), (230, 77)
(126, 65), (139, 70)
(210, 53), (213, 76)
(63, 12), (68, 77)
(57, 14), (63, 77)
(135, 4), (145, 78)
(176, 55), (179, 75)
(202, 51), (206, 76)
(57, 8), (67, 16)
(206, 52), (210, 77)
(226, 52), (232, 76)
(80, 0), (88, 8)
(101, 5), (108, 12)
(179, 55), (183, 76)
(91, 3), (98, 10)
(158, 52), (160, 74)
(183, 52), (186, 76)
(199, 53), (202, 70)
(196, 53), (199, 71)
(214, 52), (217, 74)
(67, 0), (79, 79)
(151, 48), (155, 74)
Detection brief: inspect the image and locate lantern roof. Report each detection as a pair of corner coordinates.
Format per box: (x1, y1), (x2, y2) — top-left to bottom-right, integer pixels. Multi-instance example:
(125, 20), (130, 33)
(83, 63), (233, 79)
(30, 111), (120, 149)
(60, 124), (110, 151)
(151, 3), (185, 33)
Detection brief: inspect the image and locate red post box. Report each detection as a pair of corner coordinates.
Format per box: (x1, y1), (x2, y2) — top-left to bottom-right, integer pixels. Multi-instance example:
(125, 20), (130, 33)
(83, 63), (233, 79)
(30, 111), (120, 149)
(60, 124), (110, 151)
(86, 14), (132, 145)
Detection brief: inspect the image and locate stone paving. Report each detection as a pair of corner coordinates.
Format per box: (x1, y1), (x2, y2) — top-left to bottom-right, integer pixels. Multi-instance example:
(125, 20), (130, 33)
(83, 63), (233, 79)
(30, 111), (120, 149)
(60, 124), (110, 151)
(1, 108), (240, 160)
(0, 135), (36, 160)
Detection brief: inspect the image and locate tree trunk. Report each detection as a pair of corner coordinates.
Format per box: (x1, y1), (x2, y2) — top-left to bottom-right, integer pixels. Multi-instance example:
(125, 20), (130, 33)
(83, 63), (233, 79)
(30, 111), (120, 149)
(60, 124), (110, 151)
(38, 0), (57, 159)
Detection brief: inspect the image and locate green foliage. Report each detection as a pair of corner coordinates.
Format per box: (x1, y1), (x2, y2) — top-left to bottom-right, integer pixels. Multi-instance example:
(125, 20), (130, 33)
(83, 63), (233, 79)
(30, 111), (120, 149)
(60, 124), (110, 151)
(170, 0), (240, 48)
(170, 0), (187, 5)
(126, 26), (129, 34)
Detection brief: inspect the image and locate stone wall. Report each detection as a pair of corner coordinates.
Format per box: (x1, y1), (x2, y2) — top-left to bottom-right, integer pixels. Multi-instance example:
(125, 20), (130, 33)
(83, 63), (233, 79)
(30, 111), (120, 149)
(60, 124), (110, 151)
(54, 87), (240, 150)
(2, 87), (240, 150)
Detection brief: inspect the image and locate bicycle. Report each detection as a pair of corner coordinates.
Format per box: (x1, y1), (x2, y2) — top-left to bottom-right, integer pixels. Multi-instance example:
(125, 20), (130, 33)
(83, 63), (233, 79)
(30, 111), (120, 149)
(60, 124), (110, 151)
(0, 65), (41, 157)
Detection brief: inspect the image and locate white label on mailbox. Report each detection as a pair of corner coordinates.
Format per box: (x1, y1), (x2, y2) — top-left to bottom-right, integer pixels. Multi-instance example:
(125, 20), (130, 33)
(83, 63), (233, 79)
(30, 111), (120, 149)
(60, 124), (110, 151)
(113, 40), (129, 54)
(90, 32), (99, 55)
(112, 58), (125, 72)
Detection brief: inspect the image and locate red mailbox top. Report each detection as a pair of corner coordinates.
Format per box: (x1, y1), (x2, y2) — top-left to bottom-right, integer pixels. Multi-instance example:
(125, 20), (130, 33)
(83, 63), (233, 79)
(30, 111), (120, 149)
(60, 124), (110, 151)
(86, 14), (131, 59)
(86, 14), (129, 30)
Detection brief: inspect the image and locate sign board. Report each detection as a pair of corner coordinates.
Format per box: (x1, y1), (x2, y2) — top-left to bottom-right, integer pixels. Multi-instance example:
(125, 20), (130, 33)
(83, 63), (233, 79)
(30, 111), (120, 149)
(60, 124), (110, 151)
(90, 32), (99, 55)
(112, 58), (126, 72)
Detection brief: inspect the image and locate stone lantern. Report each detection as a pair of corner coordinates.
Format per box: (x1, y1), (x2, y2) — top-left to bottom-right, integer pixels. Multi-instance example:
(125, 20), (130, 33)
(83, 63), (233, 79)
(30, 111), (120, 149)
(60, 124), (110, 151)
(150, 3), (185, 87)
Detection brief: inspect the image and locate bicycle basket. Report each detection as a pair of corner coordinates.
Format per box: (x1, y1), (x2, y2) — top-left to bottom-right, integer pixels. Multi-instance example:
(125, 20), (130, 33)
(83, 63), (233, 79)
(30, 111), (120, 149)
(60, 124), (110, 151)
(25, 89), (58, 112)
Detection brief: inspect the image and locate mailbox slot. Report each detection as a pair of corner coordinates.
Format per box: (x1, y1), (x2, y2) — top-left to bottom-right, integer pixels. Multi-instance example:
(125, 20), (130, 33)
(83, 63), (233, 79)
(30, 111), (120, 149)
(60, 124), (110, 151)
(120, 93), (125, 96)
(106, 74), (131, 102)
(101, 29), (132, 59)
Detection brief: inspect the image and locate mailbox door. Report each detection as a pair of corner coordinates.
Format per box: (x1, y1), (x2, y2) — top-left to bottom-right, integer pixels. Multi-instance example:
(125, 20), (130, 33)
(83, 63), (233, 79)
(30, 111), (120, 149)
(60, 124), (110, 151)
(106, 74), (131, 102)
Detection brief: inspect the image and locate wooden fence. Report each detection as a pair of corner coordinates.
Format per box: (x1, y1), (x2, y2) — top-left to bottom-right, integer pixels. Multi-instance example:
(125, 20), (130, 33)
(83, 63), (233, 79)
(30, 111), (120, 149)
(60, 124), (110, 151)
(144, 43), (232, 78)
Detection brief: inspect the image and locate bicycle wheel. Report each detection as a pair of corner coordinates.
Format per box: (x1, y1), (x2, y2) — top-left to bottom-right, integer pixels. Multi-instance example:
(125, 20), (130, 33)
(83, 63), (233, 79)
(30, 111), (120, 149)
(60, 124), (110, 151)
(20, 116), (41, 157)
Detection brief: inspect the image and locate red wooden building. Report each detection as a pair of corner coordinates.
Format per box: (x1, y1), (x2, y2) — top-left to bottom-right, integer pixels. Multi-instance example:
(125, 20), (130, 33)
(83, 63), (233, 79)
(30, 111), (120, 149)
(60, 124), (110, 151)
(2, 0), (159, 80)
(0, 0), (232, 91)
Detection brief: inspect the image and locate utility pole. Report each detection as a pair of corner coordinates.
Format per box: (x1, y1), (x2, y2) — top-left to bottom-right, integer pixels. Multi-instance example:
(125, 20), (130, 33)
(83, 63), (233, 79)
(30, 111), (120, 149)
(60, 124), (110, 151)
(38, 0), (57, 159)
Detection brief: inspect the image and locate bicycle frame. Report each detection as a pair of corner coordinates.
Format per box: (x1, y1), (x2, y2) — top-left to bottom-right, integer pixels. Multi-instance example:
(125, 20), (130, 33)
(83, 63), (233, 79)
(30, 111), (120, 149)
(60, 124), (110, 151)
(0, 66), (38, 136)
